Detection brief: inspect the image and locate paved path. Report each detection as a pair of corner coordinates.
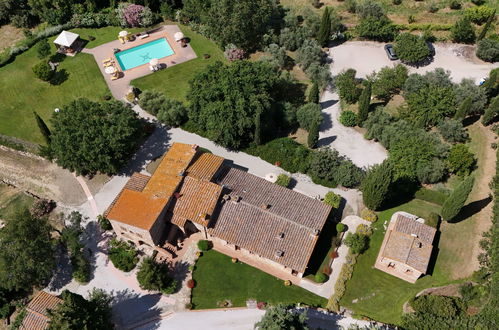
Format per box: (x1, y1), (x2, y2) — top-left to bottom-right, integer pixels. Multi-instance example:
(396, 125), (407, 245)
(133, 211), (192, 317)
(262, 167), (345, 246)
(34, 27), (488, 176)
(329, 41), (498, 82)
(299, 216), (370, 299)
(318, 91), (388, 168)
(135, 307), (373, 330)
(74, 174), (99, 217)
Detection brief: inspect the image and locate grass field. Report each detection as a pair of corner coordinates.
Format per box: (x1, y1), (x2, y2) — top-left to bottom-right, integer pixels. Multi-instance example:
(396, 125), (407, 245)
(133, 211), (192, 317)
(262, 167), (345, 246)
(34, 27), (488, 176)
(132, 24), (225, 103)
(191, 250), (327, 309)
(339, 199), (463, 325)
(0, 184), (34, 221)
(0, 41), (108, 144)
(69, 26), (143, 49)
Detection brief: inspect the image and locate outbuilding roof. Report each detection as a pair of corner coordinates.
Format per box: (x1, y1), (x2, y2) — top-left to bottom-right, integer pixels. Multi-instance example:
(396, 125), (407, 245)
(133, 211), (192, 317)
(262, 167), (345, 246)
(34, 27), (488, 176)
(21, 291), (62, 330)
(53, 30), (79, 47)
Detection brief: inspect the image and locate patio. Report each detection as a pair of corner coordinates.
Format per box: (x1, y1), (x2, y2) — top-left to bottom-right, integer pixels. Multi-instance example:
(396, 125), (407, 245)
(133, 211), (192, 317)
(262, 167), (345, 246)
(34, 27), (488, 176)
(83, 25), (197, 99)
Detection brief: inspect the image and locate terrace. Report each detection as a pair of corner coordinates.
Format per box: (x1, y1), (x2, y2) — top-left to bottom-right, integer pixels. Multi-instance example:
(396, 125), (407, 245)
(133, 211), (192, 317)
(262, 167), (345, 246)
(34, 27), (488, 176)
(84, 25), (197, 99)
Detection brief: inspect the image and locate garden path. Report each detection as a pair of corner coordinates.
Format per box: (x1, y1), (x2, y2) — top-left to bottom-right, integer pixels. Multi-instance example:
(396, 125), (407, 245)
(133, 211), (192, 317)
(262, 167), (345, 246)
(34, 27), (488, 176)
(299, 216), (370, 299)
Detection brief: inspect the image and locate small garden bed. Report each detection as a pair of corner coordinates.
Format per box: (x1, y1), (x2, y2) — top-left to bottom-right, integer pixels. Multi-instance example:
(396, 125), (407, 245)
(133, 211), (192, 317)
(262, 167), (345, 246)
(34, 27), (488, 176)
(190, 250), (326, 309)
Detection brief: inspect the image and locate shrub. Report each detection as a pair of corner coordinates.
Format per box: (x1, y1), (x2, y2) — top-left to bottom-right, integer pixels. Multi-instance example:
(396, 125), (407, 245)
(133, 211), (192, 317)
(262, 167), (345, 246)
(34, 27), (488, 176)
(471, 0), (485, 4)
(71, 253), (90, 283)
(30, 199), (56, 218)
(296, 39), (324, 70)
(451, 18), (476, 44)
(448, 144), (475, 177)
(409, 295), (465, 318)
(308, 148), (364, 188)
(197, 240), (211, 251)
(476, 38), (499, 63)
(344, 232), (369, 254)
(36, 39), (51, 59)
(137, 258), (177, 294)
(438, 119), (468, 143)
(356, 224), (372, 236)
(315, 272), (328, 283)
(361, 161), (393, 210)
(465, 6), (495, 25)
(449, 0), (462, 10)
(394, 33), (430, 64)
(336, 69), (361, 104)
(187, 279), (196, 289)
(275, 174), (291, 187)
(97, 215), (112, 231)
(340, 110), (357, 127)
(426, 212), (440, 228)
(361, 209), (378, 222)
(308, 81), (320, 103)
(357, 17), (398, 42)
(371, 64), (408, 102)
(185, 303), (193, 310)
(108, 239), (138, 272)
(324, 191), (341, 208)
(297, 103), (323, 131)
(224, 43), (245, 61)
(32, 61), (54, 81)
(308, 121), (320, 149)
(427, 2), (439, 13)
(393, 0), (402, 5)
(336, 223), (345, 233)
(482, 96), (499, 125)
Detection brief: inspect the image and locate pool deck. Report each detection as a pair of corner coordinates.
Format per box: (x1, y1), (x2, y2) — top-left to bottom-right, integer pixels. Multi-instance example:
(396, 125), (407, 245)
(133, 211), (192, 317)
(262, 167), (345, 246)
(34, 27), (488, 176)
(83, 25), (197, 99)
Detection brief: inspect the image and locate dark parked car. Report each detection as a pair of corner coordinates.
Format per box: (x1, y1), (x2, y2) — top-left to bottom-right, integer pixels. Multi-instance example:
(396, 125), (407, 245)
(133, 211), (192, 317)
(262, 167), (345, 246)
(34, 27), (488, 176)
(384, 44), (397, 60)
(426, 41), (435, 57)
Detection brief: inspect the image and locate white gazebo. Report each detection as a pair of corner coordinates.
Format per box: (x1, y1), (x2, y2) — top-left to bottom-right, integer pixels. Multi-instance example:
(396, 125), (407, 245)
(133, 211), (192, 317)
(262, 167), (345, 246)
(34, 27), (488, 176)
(174, 32), (184, 42)
(53, 31), (80, 54)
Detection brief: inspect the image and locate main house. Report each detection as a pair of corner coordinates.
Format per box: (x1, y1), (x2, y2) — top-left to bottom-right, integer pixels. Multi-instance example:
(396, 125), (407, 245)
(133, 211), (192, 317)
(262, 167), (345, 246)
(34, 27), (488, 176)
(105, 143), (331, 278)
(374, 212), (436, 283)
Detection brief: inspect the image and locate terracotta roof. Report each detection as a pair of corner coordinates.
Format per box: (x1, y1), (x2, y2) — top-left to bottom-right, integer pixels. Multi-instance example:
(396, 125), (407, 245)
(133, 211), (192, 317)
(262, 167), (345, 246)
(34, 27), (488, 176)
(187, 153), (224, 181)
(210, 168), (331, 272)
(169, 176), (223, 227)
(381, 214), (436, 273)
(216, 167), (331, 230)
(104, 173), (150, 217)
(142, 143), (197, 199)
(106, 143), (197, 230)
(21, 291), (62, 330)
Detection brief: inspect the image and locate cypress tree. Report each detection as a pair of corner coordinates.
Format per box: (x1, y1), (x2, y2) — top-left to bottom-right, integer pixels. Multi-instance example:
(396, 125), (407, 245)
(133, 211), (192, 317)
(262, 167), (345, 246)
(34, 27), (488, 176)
(482, 96), (499, 126)
(361, 161), (393, 210)
(318, 7), (332, 47)
(477, 9), (496, 41)
(33, 111), (51, 145)
(441, 175), (475, 222)
(308, 121), (319, 149)
(254, 109), (262, 145)
(482, 68), (499, 101)
(455, 97), (473, 120)
(308, 81), (320, 103)
(357, 82), (372, 126)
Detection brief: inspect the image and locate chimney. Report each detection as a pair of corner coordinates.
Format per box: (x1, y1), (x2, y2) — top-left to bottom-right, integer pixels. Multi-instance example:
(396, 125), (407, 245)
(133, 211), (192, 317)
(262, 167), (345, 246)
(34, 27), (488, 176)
(261, 204), (270, 210)
(310, 229), (320, 237)
(231, 195), (240, 203)
(174, 192), (181, 199)
(275, 250), (284, 258)
(192, 144), (198, 150)
(411, 233), (418, 238)
(178, 169), (185, 177)
(276, 232), (285, 239)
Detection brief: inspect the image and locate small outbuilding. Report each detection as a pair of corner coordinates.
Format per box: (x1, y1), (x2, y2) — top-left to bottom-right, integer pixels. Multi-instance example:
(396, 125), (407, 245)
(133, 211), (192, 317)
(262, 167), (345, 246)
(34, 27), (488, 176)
(53, 30), (80, 55)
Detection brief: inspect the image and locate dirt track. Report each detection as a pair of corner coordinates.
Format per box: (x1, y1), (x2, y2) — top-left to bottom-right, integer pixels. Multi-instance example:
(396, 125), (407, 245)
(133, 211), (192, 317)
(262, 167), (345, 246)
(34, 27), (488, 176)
(0, 146), (85, 205)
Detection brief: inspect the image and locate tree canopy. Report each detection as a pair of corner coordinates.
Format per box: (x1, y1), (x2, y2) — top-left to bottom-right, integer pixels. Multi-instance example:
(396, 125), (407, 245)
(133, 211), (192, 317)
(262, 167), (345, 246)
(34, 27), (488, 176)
(255, 304), (308, 330)
(0, 208), (54, 291)
(50, 98), (142, 175)
(188, 61), (282, 149)
(441, 175), (475, 221)
(136, 258), (177, 294)
(48, 289), (113, 330)
(361, 160), (393, 210)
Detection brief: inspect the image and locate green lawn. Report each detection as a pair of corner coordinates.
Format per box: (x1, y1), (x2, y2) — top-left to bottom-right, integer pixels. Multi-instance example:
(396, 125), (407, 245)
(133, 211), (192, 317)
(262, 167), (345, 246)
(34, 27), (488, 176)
(0, 184), (34, 221)
(191, 250), (327, 309)
(340, 199), (462, 325)
(132, 24), (225, 103)
(69, 26), (143, 49)
(0, 42), (108, 144)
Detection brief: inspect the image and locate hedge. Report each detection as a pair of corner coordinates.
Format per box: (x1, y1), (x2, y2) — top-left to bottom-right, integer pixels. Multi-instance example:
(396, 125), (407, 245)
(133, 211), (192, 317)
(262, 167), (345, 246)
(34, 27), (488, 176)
(394, 23), (452, 31)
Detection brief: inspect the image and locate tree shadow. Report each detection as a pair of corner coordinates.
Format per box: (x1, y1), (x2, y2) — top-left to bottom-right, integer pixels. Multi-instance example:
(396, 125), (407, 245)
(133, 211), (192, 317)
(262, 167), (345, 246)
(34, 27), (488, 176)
(317, 135), (337, 147)
(49, 52), (66, 63)
(319, 99), (338, 110)
(425, 230), (441, 276)
(50, 69), (69, 85)
(112, 289), (163, 329)
(380, 177), (420, 211)
(463, 115), (481, 128)
(82, 220), (108, 282)
(118, 124), (172, 176)
(448, 195), (492, 223)
(47, 245), (73, 291)
(170, 260), (190, 294)
(320, 112), (333, 132)
(304, 220), (337, 277)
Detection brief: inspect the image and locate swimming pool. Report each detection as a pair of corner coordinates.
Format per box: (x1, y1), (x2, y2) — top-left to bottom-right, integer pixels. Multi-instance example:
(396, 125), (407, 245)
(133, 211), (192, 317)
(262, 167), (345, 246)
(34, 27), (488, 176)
(115, 38), (174, 71)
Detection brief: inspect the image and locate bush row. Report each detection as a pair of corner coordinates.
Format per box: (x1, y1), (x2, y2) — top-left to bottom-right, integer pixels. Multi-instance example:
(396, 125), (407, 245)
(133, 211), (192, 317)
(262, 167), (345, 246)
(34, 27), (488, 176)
(327, 252), (358, 312)
(394, 23), (452, 31)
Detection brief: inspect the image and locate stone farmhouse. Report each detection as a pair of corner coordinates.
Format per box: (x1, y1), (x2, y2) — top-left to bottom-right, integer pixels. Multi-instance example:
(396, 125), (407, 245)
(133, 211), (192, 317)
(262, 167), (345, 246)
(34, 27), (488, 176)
(374, 212), (436, 283)
(105, 143), (332, 278)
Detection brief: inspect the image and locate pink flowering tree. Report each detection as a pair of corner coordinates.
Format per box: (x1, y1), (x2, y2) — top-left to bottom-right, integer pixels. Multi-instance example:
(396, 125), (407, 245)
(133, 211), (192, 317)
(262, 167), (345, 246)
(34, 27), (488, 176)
(123, 4), (144, 27)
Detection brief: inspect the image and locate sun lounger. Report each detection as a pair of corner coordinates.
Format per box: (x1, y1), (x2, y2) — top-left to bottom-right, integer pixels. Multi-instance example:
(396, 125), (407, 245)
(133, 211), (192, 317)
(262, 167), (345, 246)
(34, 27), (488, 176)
(102, 58), (113, 63)
(111, 75), (119, 81)
(104, 62), (114, 67)
(139, 34), (149, 39)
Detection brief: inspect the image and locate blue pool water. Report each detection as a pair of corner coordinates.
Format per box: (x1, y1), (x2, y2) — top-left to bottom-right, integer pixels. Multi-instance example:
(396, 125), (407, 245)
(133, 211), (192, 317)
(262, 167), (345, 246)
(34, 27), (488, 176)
(115, 38), (174, 71)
